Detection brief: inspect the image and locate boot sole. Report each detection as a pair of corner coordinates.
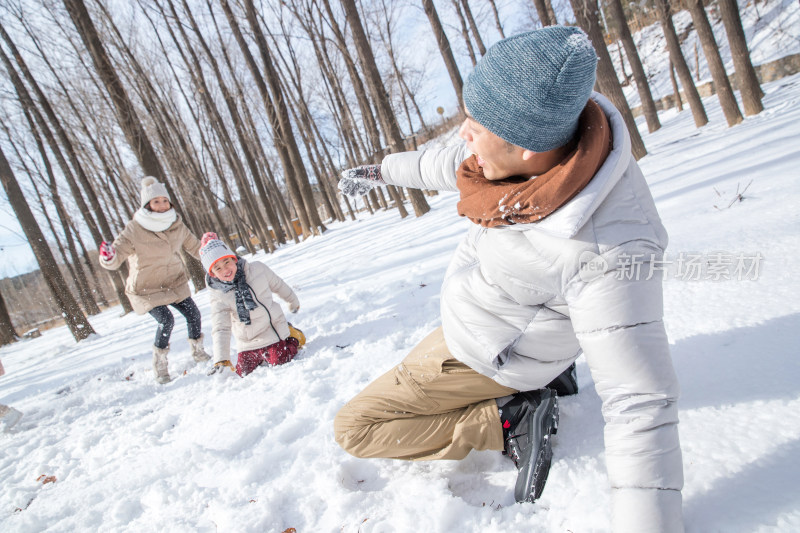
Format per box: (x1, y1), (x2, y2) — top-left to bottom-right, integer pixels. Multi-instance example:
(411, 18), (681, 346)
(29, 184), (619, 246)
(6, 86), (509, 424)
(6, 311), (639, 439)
(514, 392), (559, 503)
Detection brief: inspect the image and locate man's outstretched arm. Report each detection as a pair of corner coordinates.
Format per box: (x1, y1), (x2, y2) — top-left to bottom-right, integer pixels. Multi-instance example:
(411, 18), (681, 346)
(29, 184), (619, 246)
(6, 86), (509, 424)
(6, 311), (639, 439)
(339, 144), (470, 197)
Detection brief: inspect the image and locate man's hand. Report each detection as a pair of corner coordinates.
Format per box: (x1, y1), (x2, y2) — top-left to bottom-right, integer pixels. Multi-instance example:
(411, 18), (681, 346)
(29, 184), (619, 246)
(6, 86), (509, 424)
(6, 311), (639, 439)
(207, 360), (235, 375)
(338, 164), (384, 198)
(99, 241), (116, 261)
(289, 301), (300, 314)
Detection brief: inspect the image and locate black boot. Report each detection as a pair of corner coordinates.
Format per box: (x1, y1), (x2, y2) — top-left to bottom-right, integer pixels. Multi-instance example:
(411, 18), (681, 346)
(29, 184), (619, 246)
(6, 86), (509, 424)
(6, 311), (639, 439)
(499, 389), (559, 503)
(546, 363), (578, 397)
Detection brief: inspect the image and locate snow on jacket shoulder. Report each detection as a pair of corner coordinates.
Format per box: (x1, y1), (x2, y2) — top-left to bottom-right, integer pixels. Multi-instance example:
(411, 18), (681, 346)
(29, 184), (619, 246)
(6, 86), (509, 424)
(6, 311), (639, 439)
(381, 93), (684, 533)
(208, 260), (298, 364)
(98, 214), (201, 314)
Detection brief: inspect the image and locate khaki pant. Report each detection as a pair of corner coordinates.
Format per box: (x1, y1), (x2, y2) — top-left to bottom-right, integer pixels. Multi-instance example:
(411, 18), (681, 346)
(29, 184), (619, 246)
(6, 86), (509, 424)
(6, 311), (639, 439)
(334, 327), (518, 461)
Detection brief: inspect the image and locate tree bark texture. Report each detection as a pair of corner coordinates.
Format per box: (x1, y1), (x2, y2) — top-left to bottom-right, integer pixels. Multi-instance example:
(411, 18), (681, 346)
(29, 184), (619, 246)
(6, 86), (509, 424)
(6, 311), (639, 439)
(0, 144), (95, 341)
(569, 0), (647, 159)
(684, 0), (743, 126)
(0, 289), (18, 345)
(605, 0), (661, 132)
(716, 0), (764, 115)
(341, 0), (430, 216)
(420, 0), (465, 112)
(655, 0), (708, 127)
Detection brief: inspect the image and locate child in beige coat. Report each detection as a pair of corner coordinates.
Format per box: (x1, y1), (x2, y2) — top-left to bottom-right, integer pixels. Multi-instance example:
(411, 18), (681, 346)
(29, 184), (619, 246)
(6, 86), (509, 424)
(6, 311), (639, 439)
(99, 177), (210, 384)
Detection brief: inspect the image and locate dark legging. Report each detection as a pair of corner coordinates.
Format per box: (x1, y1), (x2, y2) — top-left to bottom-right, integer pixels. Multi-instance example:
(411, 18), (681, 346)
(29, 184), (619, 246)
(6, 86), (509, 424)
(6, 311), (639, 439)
(148, 297), (202, 349)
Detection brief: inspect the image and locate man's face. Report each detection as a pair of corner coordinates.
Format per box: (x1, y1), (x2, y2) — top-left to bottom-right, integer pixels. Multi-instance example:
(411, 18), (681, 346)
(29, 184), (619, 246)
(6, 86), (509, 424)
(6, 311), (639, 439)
(459, 114), (528, 180)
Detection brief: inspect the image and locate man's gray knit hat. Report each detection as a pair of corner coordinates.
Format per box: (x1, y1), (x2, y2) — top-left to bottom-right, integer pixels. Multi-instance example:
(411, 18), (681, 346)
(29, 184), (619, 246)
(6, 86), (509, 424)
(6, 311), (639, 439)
(463, 25), (598, 153)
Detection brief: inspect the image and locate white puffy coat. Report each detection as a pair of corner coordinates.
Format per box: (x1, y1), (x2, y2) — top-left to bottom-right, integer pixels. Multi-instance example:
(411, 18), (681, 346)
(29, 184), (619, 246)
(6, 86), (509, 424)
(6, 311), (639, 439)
(208, 260), (299, 363)
(381, 93), (683, 533)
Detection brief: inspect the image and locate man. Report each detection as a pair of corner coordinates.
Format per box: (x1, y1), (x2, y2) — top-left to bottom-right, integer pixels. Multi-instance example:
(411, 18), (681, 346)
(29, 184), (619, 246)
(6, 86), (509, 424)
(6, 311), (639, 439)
(335, 26), (683, 533)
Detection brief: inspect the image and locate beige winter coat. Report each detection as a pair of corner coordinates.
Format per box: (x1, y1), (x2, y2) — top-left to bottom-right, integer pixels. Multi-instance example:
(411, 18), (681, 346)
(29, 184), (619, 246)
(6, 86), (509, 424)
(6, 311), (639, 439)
(208, 260), (299, 363)
(100, 211), (201, 314)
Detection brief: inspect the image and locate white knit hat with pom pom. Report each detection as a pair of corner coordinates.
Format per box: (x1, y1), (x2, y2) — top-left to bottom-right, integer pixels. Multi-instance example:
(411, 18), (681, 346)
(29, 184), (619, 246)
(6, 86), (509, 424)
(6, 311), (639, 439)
(140, 176), (170, 208)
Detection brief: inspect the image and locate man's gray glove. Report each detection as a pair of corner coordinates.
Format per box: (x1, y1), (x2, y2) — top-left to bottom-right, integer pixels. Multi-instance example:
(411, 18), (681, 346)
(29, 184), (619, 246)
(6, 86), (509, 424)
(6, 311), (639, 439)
(338, 164), (384, 198)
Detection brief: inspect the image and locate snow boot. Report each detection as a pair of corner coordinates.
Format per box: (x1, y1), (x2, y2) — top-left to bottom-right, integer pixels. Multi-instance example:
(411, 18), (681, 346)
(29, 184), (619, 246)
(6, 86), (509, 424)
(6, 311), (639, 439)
(188, 334), (211, 363)
(545, 363), (578, 397)
(152, 345), (171, 384)
(0, 404), (22, 433)
(499, 388), (559, 503)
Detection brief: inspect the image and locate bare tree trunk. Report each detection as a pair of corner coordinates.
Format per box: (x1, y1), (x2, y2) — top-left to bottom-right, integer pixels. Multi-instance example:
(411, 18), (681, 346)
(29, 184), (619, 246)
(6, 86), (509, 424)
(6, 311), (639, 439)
(420, 0), (464, 112)
(204, 0), (288, 243)
(488, 0), (506, 38)
(318, 0), (394, 182)
(0, 36), (134, 313)
(0, 289), (18, 346)
(62, 0), (206, 290)
(341, 0), (430, 216)
(717, 0), (764, 115)
(569, 0), (647, 159)
(136, 4), (247, 246)
(219, 0), (315, 238)
(265, 14), (344, 223)
(159, 0), (275, 252)
(545, 0), (558, 26)
(22, 127), (101, 316)
(460, 0), (486, 55)
(452, 0), (478, 66)
(654, 0), (708, 127)
(4, 125), (97, 317)
(617, 41), (630, 84)
(533, 0), (555, 26)
(0, 144), (95, 341)
(685, 0), (743, 126)
(63, 0), (163, 180)
(669, 59), (683, 110)
(243, 0), (327, 235)
(1, 114), (110, 316)
(177, 0), (275, 242)
(374, 0), (428, 132)
(606, 0), (661, 132)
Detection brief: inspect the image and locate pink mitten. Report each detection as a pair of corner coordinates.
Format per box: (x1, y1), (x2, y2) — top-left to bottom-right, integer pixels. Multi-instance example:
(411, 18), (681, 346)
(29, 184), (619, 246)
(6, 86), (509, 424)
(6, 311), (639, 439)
(99, 241), (116, 261)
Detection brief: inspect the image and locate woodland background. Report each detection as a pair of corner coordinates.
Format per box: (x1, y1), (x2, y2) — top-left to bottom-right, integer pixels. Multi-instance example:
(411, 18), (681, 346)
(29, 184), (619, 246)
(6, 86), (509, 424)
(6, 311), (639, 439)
(0, 0), (795, 342)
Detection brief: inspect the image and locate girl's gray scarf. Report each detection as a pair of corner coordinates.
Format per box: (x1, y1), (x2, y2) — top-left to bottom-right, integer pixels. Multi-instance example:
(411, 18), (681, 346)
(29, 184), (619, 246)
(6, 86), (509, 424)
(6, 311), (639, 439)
(206, 258), (257, 325)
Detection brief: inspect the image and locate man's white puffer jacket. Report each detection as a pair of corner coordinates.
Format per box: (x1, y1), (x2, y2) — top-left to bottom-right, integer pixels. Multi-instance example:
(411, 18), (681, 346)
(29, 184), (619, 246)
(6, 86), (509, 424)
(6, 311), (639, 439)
(381, 93), (684, 533)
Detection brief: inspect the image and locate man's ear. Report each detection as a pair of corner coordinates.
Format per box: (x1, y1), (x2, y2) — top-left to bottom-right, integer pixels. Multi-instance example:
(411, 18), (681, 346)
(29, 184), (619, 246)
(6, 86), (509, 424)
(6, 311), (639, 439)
(521, 149), (537, 161)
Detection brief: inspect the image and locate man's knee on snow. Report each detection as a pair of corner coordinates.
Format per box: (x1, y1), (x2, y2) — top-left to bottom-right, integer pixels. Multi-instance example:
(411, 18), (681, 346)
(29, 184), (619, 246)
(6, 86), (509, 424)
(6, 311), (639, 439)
(333, 403), (373, 458)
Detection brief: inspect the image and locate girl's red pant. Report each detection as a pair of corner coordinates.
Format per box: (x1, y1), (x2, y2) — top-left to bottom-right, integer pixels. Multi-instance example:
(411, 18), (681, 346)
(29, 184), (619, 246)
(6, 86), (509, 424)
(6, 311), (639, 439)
(236, 337), (299, 376)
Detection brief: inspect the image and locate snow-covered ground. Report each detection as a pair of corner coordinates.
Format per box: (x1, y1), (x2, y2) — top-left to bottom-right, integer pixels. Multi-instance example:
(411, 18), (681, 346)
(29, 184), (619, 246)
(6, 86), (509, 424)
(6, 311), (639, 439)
(2, 1), (800, 531)
(2, 72), (799, 531)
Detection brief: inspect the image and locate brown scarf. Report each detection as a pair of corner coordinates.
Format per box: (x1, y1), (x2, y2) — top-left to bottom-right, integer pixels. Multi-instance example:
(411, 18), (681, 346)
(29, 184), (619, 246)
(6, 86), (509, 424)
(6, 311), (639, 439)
(456, 99), (612, 228)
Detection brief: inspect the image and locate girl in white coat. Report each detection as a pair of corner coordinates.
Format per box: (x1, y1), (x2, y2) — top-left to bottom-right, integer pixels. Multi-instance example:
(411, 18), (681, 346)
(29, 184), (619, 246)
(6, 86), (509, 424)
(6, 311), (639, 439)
(199, 233), (302, 377)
